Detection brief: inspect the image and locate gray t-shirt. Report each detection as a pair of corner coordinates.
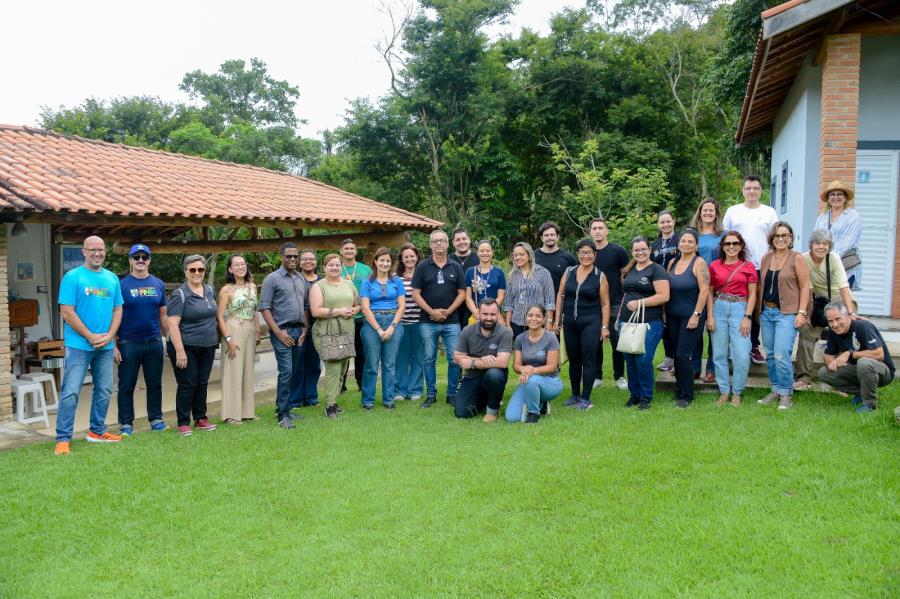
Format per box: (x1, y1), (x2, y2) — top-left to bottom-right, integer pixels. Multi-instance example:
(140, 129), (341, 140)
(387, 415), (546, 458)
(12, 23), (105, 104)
(167, 283), (219, 347)
(514, 330), (560, 373)
(456, 322), (513, 378)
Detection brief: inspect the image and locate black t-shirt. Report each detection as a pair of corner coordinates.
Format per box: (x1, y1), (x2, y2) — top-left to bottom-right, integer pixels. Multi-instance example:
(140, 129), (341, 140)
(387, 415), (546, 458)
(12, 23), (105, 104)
(411, 257), (466, 325)
(825, 320), (895, 378)
(450, 252), (479, 323)
(594, 243), (629, 306)
(620, 262), (668, 323)
(651, 234), (680, 270)
(535, 248), (577, 295)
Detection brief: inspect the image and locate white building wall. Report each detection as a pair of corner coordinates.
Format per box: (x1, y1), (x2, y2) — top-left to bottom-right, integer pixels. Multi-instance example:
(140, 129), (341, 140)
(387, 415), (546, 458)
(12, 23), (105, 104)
(771, 58), (822, 248)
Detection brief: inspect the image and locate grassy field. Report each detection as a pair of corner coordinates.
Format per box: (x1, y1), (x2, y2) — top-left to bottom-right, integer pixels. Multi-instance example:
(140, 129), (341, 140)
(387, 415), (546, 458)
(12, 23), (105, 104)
(1, 352), (898, 597)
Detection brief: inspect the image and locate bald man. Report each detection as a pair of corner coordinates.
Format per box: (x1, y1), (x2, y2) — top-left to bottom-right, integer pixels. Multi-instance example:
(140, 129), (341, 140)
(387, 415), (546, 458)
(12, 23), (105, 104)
(55, 236), (124, 455)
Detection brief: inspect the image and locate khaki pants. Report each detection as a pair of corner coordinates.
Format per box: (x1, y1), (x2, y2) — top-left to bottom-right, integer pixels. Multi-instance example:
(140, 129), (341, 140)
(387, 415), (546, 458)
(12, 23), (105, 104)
(322, 358), (349, 407)
(795, 324), (824, 380)
(817, 358), (892, 407)
(220, 318), (257, 421)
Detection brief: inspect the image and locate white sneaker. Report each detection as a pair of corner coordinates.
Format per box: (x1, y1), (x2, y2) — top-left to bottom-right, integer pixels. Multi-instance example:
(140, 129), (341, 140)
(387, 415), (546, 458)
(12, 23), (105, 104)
(615, 377), (628, 391)
(657, 357), (674, 372)
(592, 379), (602, 388)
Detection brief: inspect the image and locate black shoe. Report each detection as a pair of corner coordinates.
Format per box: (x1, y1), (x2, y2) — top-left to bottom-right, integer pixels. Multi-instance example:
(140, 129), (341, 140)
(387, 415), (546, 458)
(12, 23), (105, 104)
(625, 397), (641, 407)
(363, 404), (374, 411)
(384, 403), (396, 410)
(539, 400), (549, 416)
(638, 401), (651, 410)
(325, 405), (338, 419)
(525, 412), (540, 424)
(675, 400), (689, 409)
(335, 404), (345, 414)
(421, 396), (436, 408)
(446, 396), (456, 405)
(278, 417), (295, 429)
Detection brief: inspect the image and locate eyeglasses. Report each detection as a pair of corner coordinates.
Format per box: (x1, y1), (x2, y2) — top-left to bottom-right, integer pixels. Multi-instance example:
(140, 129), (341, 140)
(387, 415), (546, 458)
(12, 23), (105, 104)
(188, 267), (206, 274)
(300, 256), (315, 261)
(131, 254), (150, 262)
(632, 248), (649, 254)
(283, 255), (300, 260)
(85, 248), (105, 254)
(772, 233), (791, 240)
(722, 241), (742, 247)
(577, 251), (595, 256)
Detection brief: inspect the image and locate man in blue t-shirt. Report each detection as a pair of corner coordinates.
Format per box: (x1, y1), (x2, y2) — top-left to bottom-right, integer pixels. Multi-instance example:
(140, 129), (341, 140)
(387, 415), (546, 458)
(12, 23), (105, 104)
(819, 301), (895, 413)
(115, 244), (169, 435)
(55, 236), (124, 454)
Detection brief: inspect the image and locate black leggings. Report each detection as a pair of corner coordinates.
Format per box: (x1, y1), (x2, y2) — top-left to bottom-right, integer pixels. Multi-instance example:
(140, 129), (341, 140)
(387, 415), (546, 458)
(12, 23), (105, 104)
(563, 315), (601, 399)
(667, 314), (705, 403)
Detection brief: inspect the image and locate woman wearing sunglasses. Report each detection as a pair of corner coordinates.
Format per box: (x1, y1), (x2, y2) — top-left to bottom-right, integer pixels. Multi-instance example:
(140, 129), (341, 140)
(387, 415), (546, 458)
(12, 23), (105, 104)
(167, 254), (219, 435)
(706, 232), (758, 406)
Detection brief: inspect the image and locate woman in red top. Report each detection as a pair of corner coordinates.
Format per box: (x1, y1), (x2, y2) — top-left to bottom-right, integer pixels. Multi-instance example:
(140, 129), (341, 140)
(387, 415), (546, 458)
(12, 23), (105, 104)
(706, 231), (758, 406)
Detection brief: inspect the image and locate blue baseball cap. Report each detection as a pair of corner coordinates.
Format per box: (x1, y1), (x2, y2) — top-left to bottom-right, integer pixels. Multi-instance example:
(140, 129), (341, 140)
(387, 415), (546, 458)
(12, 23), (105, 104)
(128, 244), (151, 256)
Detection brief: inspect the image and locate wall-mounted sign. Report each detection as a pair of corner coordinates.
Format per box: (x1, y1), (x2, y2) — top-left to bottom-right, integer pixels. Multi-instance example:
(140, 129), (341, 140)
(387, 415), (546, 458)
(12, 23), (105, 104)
(857, 171), (870, 184)
(16, 262), (34, 281)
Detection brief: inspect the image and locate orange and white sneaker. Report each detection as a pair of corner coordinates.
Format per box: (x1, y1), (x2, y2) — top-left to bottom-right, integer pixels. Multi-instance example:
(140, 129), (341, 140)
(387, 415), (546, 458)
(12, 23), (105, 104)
(86, 431), (122, 443)
(54, 441), (70, 455)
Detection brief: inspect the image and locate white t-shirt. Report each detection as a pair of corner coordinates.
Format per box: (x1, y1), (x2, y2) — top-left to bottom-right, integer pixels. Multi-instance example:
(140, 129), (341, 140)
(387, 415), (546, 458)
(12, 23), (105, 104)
(723, 203), (778, 269)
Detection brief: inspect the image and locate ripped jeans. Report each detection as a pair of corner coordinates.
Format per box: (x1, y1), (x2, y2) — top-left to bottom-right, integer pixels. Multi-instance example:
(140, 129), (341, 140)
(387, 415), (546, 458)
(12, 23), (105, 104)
(760, 307), (798, 396)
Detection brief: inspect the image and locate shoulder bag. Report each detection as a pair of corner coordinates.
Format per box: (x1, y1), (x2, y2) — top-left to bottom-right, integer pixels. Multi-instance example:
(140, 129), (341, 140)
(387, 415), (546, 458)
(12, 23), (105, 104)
(840, 247), (861, 271)
(617, 299), (649, 355)
(315, 282), (356, 361)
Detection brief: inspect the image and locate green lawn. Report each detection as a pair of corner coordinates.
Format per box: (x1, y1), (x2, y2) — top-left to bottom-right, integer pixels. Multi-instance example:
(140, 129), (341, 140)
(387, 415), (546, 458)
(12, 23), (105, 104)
(1, 352), (898, 597)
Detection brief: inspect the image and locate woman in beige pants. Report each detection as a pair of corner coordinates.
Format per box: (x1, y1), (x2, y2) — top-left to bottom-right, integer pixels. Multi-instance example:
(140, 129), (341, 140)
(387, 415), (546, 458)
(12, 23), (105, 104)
(217, 254), (260, 423)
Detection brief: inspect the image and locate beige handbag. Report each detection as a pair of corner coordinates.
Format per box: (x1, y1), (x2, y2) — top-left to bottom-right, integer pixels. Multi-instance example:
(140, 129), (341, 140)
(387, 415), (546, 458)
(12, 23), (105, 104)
(617, 299), (649, 355)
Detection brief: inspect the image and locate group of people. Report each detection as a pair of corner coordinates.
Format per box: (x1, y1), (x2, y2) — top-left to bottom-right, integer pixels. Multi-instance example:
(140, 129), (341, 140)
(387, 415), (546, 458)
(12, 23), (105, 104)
(49, 175), (894, 455)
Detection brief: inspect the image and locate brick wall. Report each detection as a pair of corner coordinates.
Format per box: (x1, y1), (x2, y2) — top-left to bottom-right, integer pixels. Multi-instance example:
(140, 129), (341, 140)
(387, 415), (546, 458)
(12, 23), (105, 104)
(819, 33), (861, 196)
(0, 226), (11, 420)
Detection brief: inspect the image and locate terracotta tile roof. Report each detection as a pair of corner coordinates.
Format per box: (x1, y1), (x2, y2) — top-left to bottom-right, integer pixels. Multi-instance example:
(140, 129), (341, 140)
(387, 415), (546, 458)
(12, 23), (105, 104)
(0, 125), (442, 230)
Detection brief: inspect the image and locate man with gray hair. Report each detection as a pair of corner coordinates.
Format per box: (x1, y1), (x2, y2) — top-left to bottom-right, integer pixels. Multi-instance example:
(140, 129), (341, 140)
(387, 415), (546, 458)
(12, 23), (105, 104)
(818, 300), (894, 412)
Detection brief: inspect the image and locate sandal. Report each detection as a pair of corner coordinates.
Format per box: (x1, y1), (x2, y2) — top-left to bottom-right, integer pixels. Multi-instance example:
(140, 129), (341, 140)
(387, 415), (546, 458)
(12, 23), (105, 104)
(731, 394), (742, 406)
(716, 394), (729, 406)
(224, 418), (242, 425)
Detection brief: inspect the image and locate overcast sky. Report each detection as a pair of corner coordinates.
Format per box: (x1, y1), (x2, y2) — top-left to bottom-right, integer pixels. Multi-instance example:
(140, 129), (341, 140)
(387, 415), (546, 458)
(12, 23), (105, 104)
(1, 0), (585, 139)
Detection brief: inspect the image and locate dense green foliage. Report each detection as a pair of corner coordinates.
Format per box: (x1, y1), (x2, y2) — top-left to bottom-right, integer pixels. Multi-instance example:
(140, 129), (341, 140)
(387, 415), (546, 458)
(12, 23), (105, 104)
(40, 2), (775, 252)
(2, 354), (897, 596)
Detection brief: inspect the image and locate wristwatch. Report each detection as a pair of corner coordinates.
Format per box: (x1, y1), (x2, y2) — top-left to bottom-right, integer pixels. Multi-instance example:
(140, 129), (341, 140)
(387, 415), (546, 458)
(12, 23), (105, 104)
(224, 336), (232, 342)
(798, 309), (808, 316)
(693, 311), (702, 318)
(743, 314), (752, 320)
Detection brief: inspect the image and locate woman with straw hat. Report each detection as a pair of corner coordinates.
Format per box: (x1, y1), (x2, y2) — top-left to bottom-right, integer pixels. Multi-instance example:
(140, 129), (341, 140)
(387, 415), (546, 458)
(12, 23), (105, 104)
(815, 180), (861, 290)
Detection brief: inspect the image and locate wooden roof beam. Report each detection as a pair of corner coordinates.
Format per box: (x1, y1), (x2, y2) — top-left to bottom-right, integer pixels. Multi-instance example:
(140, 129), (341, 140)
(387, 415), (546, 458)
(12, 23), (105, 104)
(111, 230), (409, 255)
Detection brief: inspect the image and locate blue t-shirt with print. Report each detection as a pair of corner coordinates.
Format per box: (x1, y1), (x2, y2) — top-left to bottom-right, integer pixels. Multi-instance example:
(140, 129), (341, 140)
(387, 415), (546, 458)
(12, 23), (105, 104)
(118, 274), (167, 341)
(465, 265), (507, 307)
(360, 277), (406, 310)
(58, 266), (124, 350)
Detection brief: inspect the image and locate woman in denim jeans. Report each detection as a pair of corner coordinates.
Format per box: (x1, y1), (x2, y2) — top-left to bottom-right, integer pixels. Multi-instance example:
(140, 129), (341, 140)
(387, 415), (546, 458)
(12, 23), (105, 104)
(755, 222), (810, 410)
(617, 236), (670, 410)
(506, 305), (562, 423)
(706, 232), (758, 406)
(359, 247), (406, 409)
(394, 243), (424, 401)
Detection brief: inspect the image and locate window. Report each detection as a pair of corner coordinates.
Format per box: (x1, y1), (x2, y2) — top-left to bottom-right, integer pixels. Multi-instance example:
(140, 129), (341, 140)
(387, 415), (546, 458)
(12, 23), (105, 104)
(771, 176), (778, 209)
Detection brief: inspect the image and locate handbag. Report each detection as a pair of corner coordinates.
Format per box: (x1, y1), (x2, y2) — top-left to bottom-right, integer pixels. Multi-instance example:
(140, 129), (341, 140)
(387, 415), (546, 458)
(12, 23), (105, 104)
(840, 247), (861, 271)
(617, 299), (650, 355)
(316, 315), (356, 361)
(811, 253), (832, 328)
(558, 326), (568, 366)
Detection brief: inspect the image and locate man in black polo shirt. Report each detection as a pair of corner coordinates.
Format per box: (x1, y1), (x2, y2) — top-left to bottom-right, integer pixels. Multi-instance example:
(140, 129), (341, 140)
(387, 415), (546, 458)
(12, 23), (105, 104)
(412, 229), (466, 408)
(818, 300), (895, 413)
(534, 220), (577, 296)
(450, 227), (480, 326)
(590, 217), (629, 390)
(452, 298), (513, 422)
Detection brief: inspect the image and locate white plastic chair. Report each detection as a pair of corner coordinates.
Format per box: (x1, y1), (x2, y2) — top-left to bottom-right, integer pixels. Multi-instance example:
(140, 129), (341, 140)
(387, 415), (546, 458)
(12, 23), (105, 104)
(19, 372), (59, 412)
(12, 379), (49, 427)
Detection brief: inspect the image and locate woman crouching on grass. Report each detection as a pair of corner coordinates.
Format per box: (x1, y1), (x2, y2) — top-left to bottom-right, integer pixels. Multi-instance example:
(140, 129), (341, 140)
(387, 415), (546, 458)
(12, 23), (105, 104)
(506, 304), (563, 424)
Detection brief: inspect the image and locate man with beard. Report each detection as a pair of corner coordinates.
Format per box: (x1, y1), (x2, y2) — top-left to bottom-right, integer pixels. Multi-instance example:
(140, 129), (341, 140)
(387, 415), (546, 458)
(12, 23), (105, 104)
(534, 221), (577, 296)
(450, 228), (479, 326)
(451, 298), (513, 421)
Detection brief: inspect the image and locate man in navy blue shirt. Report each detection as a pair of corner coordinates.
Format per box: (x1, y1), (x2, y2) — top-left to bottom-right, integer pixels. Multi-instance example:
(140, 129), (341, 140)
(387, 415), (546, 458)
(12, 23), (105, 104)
(819, 300), (895, 413)
(115, 244), (169, 435)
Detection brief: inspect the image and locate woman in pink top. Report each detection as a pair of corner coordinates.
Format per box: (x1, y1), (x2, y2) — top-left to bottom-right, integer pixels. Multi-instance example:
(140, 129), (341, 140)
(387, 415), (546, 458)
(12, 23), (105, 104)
(706, 231), (758, 406)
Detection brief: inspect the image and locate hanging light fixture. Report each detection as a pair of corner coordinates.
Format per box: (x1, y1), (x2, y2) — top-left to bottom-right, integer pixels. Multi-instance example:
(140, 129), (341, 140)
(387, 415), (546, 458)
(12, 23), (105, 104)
(11, 216), (27, 237)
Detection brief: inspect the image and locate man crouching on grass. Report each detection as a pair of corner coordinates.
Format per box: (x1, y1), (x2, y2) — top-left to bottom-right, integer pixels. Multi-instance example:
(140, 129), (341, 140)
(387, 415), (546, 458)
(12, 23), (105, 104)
(818, 300), (895, 413)
(452, 298), (513, 422)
